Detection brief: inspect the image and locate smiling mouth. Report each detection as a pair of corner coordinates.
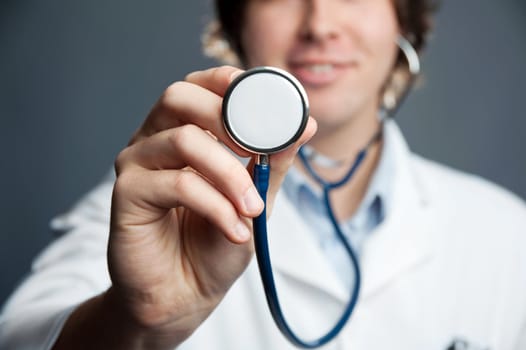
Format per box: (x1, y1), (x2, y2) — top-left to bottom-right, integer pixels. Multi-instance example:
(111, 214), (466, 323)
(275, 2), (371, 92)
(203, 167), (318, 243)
(303, 63), (335, 74)
(291, 62), (339, 71)
(288, 62), (351, 86)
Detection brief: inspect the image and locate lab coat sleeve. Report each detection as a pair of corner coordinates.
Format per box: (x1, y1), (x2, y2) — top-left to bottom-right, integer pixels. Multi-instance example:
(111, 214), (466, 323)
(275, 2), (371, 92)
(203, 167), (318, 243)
(0, 175), (114, 350)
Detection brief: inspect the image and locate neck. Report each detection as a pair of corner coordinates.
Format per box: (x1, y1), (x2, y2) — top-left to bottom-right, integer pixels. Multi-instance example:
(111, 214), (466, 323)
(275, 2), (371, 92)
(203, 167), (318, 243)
(294, 108), (383, 220)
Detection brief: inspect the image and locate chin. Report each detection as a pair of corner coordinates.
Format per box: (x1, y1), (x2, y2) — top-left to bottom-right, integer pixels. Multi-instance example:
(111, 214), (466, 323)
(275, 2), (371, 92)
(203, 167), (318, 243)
(309, 109), (354, 135)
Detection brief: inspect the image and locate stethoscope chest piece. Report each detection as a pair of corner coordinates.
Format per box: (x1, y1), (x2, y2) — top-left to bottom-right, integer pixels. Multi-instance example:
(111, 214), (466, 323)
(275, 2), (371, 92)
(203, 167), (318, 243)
(222, 67), (309, 154)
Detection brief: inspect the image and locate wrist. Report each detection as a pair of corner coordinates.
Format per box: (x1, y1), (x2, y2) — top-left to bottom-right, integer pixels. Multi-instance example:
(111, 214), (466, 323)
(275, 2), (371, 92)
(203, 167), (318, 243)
(53, 288), (190, 350)
(101, 286), (193, 349)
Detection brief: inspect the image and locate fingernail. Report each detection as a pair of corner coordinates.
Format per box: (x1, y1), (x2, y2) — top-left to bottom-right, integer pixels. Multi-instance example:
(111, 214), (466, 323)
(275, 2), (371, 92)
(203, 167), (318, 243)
(243, 186), (264, 214)
(235, 221), (251, 241)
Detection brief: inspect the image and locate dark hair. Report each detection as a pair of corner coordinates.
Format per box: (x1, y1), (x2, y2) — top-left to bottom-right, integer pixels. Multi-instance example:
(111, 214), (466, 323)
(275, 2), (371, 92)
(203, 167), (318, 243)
(209, 0), (438, 65)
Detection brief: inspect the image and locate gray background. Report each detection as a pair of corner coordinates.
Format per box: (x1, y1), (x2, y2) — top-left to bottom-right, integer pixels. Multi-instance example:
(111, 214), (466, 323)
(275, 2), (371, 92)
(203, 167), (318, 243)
(1, 0), (525, 305)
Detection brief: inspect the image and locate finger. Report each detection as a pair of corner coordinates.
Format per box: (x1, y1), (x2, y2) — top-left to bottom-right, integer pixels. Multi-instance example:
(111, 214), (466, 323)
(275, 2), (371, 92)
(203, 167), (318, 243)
(134, 66), (243, 141)
(115, 169), (253, 244)
(185, 66), (244, 96)
(116, 124), (264, 217)
(133, 80), (249, 156)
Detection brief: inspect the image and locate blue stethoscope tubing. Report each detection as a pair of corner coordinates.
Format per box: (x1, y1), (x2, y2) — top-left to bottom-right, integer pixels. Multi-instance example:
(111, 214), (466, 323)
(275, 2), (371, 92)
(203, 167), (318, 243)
(252, 130), (380, 348)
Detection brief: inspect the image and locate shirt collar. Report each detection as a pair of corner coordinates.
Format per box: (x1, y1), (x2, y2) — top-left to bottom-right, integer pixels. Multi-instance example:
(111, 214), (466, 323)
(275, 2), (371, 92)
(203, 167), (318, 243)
(283, 119), (396, 229)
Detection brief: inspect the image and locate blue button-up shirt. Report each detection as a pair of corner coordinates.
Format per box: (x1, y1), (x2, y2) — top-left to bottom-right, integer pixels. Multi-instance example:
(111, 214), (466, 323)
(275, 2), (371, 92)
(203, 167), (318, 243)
(282, 123), (396, 289)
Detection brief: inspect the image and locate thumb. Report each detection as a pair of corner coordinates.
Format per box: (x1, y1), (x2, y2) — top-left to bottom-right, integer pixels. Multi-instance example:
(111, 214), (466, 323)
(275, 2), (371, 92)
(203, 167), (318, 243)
(248, 116), (317, 216)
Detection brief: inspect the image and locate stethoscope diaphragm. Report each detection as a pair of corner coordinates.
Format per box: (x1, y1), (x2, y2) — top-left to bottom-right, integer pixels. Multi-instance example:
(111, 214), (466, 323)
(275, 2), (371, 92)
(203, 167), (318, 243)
(222, 67), (309, 155)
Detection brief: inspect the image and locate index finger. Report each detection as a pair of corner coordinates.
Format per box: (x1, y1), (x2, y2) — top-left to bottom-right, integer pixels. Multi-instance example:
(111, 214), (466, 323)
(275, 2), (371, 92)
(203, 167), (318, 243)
(185, 66), (244, 97)
(131, 66), (248, 155)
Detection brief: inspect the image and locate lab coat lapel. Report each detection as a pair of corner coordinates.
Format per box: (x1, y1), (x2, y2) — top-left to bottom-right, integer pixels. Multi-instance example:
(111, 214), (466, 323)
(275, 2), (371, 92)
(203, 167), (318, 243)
(267, 191), (349, 303)
(360, 122), (435, 299)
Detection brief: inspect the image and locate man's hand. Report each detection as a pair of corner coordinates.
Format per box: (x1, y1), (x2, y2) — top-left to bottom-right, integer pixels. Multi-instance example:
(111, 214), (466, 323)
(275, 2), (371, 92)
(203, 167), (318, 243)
(53, 66), (316, 350)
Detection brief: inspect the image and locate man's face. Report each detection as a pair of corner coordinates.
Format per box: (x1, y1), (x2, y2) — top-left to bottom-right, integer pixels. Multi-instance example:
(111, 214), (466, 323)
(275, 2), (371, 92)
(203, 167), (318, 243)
(241, 0), (400, 133)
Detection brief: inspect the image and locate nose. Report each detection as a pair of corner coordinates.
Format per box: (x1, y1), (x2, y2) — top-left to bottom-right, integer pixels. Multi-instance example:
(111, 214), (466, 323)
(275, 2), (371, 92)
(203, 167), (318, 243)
(300, 0), (341, 43)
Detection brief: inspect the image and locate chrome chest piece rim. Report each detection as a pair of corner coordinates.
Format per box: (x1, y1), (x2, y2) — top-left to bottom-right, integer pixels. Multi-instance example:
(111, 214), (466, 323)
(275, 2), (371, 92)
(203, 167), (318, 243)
(222, 66), (309, 155)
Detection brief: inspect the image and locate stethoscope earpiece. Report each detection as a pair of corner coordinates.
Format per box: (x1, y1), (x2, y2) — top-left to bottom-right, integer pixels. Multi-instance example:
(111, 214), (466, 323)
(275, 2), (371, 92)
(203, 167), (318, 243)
(222, 67), (309, 155)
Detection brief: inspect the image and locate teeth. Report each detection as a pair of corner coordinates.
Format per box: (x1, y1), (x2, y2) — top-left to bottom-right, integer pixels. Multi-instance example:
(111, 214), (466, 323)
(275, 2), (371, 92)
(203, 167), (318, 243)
(306, 64), (334, 73)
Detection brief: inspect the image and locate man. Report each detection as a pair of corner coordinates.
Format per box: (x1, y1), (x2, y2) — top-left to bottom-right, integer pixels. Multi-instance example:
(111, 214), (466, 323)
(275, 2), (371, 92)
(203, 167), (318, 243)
(1, 1), (525, 349)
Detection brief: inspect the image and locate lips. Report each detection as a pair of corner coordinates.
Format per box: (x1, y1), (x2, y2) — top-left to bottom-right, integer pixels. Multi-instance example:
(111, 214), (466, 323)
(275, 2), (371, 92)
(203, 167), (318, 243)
(288, 61), (352, 87)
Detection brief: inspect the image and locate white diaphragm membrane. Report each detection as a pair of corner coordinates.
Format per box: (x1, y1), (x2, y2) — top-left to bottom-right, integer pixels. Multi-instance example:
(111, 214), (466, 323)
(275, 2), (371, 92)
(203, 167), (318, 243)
(222, 67), (309, 154)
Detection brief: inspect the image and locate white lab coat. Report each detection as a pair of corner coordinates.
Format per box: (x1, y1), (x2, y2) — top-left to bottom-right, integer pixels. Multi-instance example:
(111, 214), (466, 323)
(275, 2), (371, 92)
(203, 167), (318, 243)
(1, 121), (525, 350)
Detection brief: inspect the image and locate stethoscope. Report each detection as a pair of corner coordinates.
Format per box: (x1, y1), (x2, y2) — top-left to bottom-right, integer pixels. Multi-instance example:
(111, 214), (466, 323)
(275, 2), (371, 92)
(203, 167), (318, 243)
(221, 37), (420, 349)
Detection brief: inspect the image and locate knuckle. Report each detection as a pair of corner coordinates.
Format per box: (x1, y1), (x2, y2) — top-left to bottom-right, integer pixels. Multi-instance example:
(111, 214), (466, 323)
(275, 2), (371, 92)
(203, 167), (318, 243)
(214, 66), (236, 84)
(113, 170), (138, 195)
(170, 170), (191, 194)
(168, 124), (199, 150)
(114, 147), (132, 175)
(218, 65), (237, 75)
(161, 81), (190, 107)
(183, 70), (200, 82)
(163, 81), (186, 96)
